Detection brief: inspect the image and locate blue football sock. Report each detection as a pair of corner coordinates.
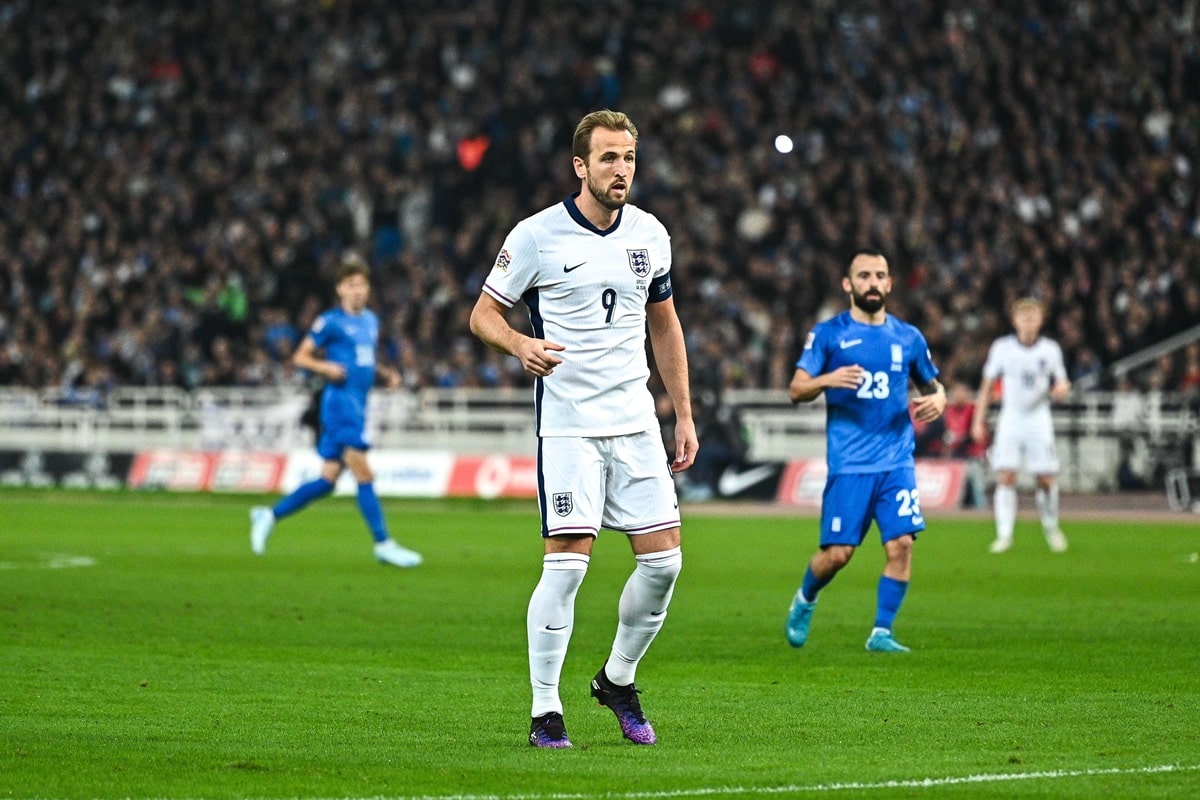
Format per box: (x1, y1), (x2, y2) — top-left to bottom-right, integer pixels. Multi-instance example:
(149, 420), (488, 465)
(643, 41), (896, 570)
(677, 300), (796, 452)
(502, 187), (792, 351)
(273, 478), (334, 520)
(874, 575), (909, 631)
(800, 565), (832, 603)
(356, 482), (389, 543)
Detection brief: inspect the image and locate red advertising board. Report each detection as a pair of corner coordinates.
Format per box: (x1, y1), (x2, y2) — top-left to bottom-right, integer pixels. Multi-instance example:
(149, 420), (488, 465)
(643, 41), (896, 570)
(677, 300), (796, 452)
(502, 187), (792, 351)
(207, 452), (287, 493)
(447, 455), (539, 499)
(128, 450), (215, 491)
(129, 450), (287, 492)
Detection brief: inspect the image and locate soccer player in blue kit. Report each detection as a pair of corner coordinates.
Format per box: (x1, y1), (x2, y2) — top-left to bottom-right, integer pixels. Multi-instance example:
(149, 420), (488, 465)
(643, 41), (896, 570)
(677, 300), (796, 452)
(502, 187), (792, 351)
(250, 254), (422, 568)
(785, 249), (945, 652)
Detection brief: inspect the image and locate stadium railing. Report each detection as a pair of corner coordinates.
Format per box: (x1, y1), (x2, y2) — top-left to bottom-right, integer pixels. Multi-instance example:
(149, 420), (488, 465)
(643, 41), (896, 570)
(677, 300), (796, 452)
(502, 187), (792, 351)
(0, 387), (1194, 492)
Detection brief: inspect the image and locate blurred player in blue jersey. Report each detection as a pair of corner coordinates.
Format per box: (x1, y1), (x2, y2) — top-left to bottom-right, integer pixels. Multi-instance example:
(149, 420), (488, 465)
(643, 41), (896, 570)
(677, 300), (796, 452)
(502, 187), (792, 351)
(471, 109), (696, 748)
(249, 254), (422, 569)
(785, 249), (945, 652)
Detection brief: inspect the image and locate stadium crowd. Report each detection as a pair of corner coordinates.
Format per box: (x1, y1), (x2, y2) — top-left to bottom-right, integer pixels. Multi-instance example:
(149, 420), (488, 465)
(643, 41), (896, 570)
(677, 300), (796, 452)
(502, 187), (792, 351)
(2, 0), (1199, 408)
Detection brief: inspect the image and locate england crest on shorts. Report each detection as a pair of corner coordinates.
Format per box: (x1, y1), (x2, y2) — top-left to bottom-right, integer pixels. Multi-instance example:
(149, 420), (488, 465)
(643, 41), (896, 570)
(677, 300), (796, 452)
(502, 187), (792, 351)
(552, 492), (573, 517)
(627, 249), (651, 277)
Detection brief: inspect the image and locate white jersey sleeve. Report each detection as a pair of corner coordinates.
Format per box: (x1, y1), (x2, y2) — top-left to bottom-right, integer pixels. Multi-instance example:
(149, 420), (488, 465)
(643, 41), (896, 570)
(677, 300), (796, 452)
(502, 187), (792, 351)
(482, 221), (540, 308)
(482, 199), (672, 437)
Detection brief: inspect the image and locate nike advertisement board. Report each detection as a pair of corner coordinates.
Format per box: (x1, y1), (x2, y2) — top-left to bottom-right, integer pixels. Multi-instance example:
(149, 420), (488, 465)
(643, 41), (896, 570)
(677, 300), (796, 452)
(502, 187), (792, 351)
(714, 462), (784, 499)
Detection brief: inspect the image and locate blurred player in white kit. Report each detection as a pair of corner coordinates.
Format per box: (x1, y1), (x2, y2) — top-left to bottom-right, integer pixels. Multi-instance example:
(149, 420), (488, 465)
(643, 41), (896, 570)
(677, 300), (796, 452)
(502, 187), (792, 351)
(972, 297), (1071, 553)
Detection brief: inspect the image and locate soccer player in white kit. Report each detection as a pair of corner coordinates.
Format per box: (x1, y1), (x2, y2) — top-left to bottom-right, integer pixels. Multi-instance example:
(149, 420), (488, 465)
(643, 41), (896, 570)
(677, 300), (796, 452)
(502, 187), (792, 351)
(469, 110), (698, 749)
(971, 297), (1071, 553)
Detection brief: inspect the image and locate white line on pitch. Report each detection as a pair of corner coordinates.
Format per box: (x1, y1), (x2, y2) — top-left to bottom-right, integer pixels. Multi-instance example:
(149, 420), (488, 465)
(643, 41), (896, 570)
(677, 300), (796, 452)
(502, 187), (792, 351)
(377, 763), (1200, 800)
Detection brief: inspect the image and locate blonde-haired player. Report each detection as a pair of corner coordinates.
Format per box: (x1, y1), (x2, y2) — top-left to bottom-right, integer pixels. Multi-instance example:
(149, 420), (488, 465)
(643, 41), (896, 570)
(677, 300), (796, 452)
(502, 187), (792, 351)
(971, 297), (1071, 553)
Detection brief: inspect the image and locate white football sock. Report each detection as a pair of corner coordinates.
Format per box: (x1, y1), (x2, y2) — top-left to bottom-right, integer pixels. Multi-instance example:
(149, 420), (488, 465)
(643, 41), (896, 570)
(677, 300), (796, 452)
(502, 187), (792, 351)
(1036, 484), (1059, 530)
(528, 552), (589, 717)
(994, 485), (1017, 542)
(605, 546), (682, 686)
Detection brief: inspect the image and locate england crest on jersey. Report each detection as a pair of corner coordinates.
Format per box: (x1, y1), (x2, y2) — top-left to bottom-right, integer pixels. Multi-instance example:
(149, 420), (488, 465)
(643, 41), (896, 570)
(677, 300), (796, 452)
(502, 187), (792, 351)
(552, 492), (573, 516)
(627, 249), (651, 277)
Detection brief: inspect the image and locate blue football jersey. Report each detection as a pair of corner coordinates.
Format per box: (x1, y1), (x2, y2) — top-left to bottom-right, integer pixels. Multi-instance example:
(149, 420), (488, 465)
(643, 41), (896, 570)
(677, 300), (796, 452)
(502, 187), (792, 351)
(796, 311), (939, 475)
(308, 307), (379, 425)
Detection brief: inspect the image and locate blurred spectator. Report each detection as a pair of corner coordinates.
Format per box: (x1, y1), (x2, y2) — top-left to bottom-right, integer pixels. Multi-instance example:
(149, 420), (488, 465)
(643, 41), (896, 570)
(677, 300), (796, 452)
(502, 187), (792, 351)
(914, 377), (988, 507)
(0, 1), (1198, 397)
(915, 379), (986, 461)
(1180, 342), (1200, 411)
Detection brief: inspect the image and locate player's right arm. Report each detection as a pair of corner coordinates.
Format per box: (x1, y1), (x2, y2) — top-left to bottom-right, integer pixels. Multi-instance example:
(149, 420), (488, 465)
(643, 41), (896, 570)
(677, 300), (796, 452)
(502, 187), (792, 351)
(291, 314), (348, 383)
(789, 325), (863, 403)
(970, 375), (995, 443)
(789, 365), (865, 403)
(469, 293), (565, 378)
(292, 334), (347, 384)
(1048, 340), (1071, 402)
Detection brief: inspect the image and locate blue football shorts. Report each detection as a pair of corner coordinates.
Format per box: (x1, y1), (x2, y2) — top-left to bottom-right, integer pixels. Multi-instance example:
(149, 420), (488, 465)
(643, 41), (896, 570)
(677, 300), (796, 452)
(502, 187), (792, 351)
(819, 466), (925, 547)
(316, 416), (370, 461)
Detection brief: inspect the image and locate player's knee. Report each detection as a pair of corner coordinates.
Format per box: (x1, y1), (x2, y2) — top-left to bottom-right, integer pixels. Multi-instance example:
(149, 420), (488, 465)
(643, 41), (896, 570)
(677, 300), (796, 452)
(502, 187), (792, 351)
(636, 546), (682, 591)
(823, 545), (855, 571)
(541, 553), (590, 591)
(886, 536), (913, 560)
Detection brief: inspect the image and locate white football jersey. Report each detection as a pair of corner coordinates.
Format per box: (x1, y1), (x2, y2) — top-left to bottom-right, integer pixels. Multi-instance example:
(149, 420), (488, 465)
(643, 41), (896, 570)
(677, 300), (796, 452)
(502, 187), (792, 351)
(483, 195), (673, 437)
(982, 335), (1067, 422)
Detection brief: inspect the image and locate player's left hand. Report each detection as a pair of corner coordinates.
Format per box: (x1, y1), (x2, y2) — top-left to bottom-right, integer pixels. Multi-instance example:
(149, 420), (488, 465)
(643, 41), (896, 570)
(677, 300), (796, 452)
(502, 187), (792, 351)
(670, 417), (699, 473)
(910, 391), (947, 423)
(380, 365), (402, 388)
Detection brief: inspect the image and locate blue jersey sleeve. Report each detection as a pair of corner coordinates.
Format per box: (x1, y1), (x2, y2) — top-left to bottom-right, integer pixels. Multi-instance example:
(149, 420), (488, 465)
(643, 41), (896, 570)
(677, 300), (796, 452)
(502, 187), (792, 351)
(908, 329), (939, 388)
(796, 324), (832, 376)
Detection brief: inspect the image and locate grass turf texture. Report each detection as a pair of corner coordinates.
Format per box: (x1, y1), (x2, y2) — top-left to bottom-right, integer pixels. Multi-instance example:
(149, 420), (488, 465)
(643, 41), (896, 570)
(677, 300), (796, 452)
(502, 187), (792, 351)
(2, 490), (1198, 799)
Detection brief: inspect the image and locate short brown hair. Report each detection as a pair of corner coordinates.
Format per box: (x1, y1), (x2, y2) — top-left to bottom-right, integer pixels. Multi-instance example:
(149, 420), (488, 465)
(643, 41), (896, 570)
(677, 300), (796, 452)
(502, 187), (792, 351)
(337, 252), (370, 284)
(572, 109), (639, 161)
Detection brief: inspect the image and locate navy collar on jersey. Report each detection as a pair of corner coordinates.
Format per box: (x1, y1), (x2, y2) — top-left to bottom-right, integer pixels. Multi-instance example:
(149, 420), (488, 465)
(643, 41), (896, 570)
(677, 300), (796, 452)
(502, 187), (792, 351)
(563, 191), (624, 236)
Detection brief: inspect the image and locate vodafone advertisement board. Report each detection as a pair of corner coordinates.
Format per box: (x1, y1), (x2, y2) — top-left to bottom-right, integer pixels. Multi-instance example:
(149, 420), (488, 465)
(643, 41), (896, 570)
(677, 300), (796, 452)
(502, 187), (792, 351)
(447, 456), (538, 498)
(775, 458), (967, 510)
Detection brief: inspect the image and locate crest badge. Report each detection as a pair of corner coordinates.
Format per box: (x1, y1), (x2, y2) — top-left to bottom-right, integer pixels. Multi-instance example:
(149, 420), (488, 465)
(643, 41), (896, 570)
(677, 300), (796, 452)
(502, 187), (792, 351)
(494, 249), (512, 273)
(552, 492), (574, 517)
(627, 249), (651, 277)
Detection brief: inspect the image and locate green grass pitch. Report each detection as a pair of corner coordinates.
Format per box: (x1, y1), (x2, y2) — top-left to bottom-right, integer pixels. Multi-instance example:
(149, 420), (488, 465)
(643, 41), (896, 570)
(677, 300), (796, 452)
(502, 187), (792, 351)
(2, 489), (1198, 799)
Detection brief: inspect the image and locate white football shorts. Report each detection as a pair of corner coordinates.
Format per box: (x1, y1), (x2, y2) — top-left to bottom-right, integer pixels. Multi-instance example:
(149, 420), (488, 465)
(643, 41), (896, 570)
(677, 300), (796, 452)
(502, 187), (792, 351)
(538, 429), (681, 537)
(990, 415), (1060, 475)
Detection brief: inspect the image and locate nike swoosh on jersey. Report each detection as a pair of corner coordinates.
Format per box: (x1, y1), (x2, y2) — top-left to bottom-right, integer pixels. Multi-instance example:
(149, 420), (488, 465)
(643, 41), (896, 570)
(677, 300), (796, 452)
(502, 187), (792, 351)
(840, 339), (863, 349)
(717, 464), (779, 496)
(563, 261), (587, 272)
